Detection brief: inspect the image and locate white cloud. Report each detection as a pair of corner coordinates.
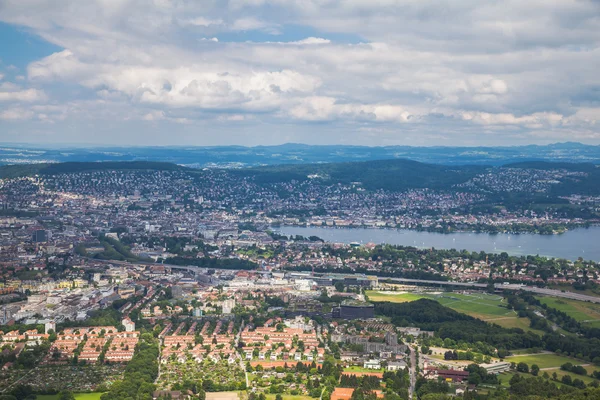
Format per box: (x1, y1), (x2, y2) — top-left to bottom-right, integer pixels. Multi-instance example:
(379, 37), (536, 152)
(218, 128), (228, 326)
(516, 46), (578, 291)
(230, 17), (280, 34)
(183, 17), (224, 27)
(0, 108), (35, 120)
(0, 0), (599, 145)
(0, 88), (47, 102)
(291, 37), (331, 45)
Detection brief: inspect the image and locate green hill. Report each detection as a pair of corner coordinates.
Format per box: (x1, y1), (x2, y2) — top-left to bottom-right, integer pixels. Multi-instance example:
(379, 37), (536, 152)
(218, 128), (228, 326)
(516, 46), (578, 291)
(232, 158), (489, 191)
(0, 161), (189, 179)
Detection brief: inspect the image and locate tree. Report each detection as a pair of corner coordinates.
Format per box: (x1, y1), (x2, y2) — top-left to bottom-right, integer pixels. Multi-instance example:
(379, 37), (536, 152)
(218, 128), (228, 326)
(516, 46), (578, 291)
(198, 388), (206, 400)
(516, 362), (529, 373)
(334, 281), (345, 292)
(531, 364), (540, 376)
(58, 391), (76, 400)
(275, 394), (283, 400)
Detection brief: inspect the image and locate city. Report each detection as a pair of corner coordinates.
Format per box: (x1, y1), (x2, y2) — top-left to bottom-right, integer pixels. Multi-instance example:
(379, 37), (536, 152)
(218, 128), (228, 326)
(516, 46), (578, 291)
(0, 161), (599, 399)
(2, 0), (600, 399)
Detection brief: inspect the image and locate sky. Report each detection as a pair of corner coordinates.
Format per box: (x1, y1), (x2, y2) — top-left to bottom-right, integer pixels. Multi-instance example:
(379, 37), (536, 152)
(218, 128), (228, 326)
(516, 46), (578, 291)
(0, 0), (599, 147)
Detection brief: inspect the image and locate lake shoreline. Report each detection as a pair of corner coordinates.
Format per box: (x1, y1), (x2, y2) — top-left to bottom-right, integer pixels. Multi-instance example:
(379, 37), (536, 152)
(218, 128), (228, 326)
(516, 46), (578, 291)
(274, 225), (600, 261)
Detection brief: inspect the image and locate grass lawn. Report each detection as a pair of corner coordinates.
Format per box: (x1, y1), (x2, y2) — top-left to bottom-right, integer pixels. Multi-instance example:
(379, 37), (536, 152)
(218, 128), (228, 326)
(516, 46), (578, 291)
(366, 291), (512, 318)
(367, 291), (549, 335)
(37, 393), (103, 400)
(266, 395), (313, 400)
(498, 371), (518, 387)
(365, 292), (427, 303)
(500, 369), (599, 388)
(505, 354), (586, 369)
(344, 366), (383, 373)
(538, 297), (600, 327)
(487, 316), (546, 336)
(547, 369), (599, 386)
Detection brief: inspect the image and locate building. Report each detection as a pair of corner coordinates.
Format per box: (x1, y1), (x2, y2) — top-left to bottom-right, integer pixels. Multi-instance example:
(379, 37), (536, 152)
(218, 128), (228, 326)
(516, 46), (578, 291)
(387, 361), (407, 371)
(222, 299), (235, 314)
(436, 369), (470, 383)
(32, 229), (48, 243)
(333, 301), (375, 320)
(363, 359), (381, 369)
(122, 317), (135, 332)
(481, 362), (511, 374)
(385, 331), (398, 346)
(45, 320), (56, 334)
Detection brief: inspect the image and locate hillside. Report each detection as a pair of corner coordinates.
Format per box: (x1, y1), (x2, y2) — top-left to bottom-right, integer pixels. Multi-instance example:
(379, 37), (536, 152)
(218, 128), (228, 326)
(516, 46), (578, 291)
(232, 158), (489, 191)
(0, 161), (189, 179)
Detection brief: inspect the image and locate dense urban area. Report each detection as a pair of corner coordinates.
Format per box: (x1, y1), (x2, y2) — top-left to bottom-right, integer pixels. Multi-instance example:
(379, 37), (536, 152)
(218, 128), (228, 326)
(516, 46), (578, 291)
(0, 161), (600, 400)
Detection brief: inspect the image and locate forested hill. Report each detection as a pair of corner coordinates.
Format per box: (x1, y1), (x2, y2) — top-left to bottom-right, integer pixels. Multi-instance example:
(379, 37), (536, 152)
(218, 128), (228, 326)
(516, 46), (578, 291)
(505, 161), (598, 172)
(231, 158), (489, 191)
(0, 161), (189, 179)
(2, 158), (600, 196)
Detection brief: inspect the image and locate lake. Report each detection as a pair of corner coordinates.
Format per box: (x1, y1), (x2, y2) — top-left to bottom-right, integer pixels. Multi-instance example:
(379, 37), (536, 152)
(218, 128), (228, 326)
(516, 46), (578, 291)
(275, 225), (600, 261)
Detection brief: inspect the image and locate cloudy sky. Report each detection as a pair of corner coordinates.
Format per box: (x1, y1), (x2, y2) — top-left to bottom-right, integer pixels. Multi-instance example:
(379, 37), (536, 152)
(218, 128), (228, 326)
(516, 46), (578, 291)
(0, 0), (599, 147)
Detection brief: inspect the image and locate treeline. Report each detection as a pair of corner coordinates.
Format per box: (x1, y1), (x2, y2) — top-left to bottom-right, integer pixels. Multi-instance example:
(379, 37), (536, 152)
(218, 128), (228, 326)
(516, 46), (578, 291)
(0, 161), (188, 179)
(93, 236), (144, 262)
(517, 293), (600, 340)
(339, 375), (381, 389)
(375, 299), (543, 352)
(100, 333), (159, 399)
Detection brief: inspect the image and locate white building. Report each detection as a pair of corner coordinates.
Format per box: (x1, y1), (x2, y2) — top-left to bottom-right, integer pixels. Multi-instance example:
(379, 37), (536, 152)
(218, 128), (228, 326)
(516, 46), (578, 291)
(122, 317), (135, 332)
(45, 320), (56, 334)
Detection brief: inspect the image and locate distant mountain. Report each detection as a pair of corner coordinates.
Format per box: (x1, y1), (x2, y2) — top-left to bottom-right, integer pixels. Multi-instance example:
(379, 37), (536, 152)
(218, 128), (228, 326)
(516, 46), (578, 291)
(1, 142), (600, 168)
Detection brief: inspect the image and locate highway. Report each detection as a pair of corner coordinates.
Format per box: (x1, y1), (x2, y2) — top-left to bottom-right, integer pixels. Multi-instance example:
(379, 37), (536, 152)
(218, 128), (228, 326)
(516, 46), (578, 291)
(381, 277), (600, 304)
(89, 258), (600, 304)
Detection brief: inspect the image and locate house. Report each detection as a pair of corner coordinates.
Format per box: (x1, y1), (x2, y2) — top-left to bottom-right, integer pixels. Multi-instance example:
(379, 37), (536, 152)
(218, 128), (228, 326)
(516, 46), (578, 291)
(153, 390), (184, 400)
(363, 359), (381, 370)
(387, 361), (407, 371)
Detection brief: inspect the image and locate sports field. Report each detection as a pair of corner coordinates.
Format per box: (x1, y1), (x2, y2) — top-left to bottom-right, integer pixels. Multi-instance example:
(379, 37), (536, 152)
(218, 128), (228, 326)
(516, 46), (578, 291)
(538, 297), (600, 328)
(504, 353), (585, 369)
(366, 291), (544, 333)
(266, 395), (312, 400)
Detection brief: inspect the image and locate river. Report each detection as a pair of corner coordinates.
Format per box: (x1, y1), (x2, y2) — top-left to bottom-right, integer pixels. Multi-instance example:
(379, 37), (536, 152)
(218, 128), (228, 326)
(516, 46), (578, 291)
(275, 225), (600, 261)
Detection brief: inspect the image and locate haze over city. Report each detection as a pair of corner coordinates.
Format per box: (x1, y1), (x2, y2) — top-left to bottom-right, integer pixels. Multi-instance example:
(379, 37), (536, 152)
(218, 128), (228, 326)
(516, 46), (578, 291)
(1, 0), (599, 146)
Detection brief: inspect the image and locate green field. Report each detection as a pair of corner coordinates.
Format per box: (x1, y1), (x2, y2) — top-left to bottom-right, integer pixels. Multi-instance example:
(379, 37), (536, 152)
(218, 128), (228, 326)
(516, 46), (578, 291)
(266, 395), (313, 400)
(505, 353), (586, 369)
(367, 291), (511, 317)
(37, 393), (103, 400)
(500, 369), (599, 388)
(367, 291), (545, 333)
(366, 292), (427, 303)
(538, 297), (600, 328)
(550, 368), (600, 386)
(344, 366), (383, 373)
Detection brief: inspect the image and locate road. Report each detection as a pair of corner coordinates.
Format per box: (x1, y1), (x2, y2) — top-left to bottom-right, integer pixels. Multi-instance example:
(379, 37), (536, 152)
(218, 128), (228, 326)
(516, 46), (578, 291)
(90, 258), (600, 303)
(381, 278), (600, 304)
(408, 346), (416, 400)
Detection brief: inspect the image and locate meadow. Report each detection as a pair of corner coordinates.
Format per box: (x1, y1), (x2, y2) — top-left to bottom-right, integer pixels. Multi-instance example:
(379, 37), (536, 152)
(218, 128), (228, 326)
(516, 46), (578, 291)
(538, 297), (600, 328)
(504, 353), (585, 369)
(366, 290), (544, 334)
